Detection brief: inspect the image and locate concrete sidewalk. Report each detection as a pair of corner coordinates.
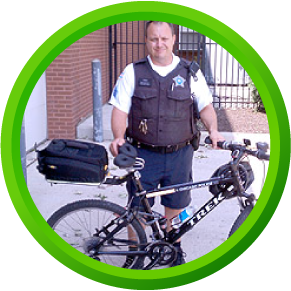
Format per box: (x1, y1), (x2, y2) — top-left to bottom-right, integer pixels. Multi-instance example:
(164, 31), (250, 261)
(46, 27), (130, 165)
(26, 104), (270, 267)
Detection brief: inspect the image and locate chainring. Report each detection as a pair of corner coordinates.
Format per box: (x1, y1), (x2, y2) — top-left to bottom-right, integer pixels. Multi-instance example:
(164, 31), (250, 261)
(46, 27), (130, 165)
(146, 242), (177, 266)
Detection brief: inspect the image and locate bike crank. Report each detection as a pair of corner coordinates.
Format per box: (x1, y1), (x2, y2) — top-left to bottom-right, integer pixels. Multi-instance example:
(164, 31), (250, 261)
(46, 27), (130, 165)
(143, 242), (177, 270)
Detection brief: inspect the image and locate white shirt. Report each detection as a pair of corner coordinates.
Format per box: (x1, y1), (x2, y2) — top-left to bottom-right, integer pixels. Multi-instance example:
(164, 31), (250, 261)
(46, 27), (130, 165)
(109, 55), (213, 114)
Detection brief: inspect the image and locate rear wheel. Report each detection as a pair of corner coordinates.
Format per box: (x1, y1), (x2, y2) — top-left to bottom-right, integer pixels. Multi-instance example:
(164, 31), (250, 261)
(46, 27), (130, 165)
(47, 199), (147, 269)
(228, 205), (253, 237)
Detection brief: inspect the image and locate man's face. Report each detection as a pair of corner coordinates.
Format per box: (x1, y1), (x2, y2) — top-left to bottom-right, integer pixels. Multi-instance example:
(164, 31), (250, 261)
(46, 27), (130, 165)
(145, 22), (176, 66)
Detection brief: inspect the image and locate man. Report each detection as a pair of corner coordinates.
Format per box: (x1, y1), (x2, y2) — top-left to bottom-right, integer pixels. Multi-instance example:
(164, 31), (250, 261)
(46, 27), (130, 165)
(109, 21), (224, 267)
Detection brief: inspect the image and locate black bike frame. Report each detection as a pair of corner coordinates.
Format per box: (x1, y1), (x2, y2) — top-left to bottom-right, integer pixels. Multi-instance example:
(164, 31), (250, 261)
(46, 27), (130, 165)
(100, 154), (247, 260)
(167, 190), (228, 243)
(94, 174), (235, 260)
(133, 174), (235, 243)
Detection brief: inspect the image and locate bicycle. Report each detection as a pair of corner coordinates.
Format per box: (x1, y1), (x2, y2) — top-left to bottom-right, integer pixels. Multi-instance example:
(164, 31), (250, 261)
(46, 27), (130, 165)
(45, 137), (270, 269)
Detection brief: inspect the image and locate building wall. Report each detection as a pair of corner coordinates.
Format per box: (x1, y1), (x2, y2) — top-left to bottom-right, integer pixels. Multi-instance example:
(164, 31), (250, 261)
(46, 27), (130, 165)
(25, 72), (47, 150)
(45, 22), (147, 139)
(46, 28), (109, 139)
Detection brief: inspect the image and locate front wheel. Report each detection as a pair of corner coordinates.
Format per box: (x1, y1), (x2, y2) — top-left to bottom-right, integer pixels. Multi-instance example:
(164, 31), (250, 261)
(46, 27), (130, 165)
(228, 204), (254, 237)
(47, 199), (147, 269)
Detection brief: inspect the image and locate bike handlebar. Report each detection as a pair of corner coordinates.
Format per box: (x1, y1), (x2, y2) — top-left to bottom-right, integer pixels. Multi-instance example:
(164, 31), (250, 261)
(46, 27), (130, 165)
(205, 136), (270, 161)
(256, 150), (270, 161)
(114, 138), (270, 169)
(204, 136), (230, 150)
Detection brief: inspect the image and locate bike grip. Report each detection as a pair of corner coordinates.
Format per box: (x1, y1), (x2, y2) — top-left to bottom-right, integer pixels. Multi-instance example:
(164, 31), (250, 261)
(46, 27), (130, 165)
(257, 150), (270, 161)
(205, 136), (226, 149)
(204, 136), (212, 144)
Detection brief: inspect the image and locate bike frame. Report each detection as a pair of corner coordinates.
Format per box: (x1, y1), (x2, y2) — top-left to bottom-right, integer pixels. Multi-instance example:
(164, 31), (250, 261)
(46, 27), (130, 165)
(133, 172), (239, 244)
(93, 170), (247, 267)
(96, 140), (264, 266)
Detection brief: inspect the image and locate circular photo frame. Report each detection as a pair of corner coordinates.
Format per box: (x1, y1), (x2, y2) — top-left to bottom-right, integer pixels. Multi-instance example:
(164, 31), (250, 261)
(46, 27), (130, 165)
(1, 2), (290, 289)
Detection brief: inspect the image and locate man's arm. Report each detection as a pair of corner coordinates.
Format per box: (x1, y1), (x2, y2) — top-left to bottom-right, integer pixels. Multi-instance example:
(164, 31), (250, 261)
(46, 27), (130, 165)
(110, 107), (128, 156)
(199, 104), (224, 148)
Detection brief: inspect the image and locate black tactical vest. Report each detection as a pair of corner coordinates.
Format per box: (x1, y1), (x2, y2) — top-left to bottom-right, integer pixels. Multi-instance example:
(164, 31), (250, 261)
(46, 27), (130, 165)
(126, 57), (199, 146)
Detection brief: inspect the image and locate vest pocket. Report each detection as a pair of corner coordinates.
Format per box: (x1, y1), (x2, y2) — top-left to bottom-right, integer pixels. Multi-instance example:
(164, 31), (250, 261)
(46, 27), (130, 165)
(166, 89), (192, 118)
(129, 117), (156, 144)
(132, 89), (158, 117)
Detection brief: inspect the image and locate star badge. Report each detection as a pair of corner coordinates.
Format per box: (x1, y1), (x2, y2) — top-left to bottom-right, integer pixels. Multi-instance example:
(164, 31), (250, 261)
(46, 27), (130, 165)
(173, 75), (186, 88)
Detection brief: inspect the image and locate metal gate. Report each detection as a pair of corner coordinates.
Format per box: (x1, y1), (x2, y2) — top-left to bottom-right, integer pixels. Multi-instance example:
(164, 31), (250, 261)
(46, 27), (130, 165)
(109, 22), (253, 109)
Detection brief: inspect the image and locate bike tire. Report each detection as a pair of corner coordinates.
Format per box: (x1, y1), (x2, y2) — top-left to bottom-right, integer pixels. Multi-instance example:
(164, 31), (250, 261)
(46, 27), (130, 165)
(228, 205), (253, 237)
(47, 199), (147, 269)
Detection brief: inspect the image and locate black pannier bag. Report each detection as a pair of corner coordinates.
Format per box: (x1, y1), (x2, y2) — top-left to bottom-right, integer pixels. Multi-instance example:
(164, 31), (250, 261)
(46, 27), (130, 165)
(37, 139), (108, 184)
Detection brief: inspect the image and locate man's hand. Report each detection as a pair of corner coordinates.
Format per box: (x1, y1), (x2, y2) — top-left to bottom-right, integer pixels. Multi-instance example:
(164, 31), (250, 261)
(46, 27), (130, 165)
(110, 138), (126, 157)
(209, 130), (225, 149)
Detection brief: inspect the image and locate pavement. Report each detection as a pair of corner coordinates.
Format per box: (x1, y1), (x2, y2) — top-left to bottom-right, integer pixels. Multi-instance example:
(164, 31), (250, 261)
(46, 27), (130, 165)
(26, 104), (270, 268)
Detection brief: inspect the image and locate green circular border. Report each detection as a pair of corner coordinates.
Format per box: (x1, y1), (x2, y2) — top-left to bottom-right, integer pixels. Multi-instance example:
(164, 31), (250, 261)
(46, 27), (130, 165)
(1, 1), (290, 289)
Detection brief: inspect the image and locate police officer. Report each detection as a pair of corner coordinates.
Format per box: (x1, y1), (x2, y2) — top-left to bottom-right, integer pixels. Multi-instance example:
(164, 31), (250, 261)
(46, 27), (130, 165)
(109, 21), (224, 267)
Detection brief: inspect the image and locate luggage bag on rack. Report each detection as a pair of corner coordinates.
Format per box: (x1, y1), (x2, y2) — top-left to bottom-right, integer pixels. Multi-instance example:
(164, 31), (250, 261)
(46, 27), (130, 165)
(36, 139), (108, 184)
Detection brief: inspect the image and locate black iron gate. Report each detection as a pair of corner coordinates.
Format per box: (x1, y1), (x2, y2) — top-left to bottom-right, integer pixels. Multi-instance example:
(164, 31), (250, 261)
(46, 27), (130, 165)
(109, 22), (253, 109)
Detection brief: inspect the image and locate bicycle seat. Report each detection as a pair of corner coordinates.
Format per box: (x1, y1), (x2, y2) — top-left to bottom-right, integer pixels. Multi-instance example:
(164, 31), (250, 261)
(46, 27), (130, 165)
(114, 154), (136, 168)
(113, 143), (138, 169)
(118, 143), (137, 158)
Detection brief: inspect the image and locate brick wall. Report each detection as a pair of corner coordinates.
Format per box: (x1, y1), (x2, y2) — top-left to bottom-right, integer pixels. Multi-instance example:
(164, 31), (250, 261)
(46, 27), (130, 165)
(46, 28), (109, 139)
(46, 23), (147, 139)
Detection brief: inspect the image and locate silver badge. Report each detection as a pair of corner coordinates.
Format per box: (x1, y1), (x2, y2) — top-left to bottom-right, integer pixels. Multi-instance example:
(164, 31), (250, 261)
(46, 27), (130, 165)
(173, 75), (186, 88)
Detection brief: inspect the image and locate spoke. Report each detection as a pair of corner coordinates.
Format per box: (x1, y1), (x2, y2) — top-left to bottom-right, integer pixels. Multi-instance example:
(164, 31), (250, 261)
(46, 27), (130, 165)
(52, 205), (143, 268)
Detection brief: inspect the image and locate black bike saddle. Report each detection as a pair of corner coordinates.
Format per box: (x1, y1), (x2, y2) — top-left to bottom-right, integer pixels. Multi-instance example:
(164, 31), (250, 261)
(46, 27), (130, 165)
(118, 143), (137, 158)
(113, 143), (137, 168)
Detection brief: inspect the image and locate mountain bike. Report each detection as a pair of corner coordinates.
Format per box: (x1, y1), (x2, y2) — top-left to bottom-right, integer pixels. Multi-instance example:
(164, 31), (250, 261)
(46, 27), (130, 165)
(45, 137), (270, 269)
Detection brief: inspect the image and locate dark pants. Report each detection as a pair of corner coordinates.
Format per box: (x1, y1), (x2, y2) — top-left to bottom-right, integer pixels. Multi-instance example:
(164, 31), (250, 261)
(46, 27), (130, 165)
(126, 145), (194, 209)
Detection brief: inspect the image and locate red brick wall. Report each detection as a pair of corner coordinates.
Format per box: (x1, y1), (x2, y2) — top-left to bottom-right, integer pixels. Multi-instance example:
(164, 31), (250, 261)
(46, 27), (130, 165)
(46, 28), (109, 139)
(46, 23), (147, 139)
